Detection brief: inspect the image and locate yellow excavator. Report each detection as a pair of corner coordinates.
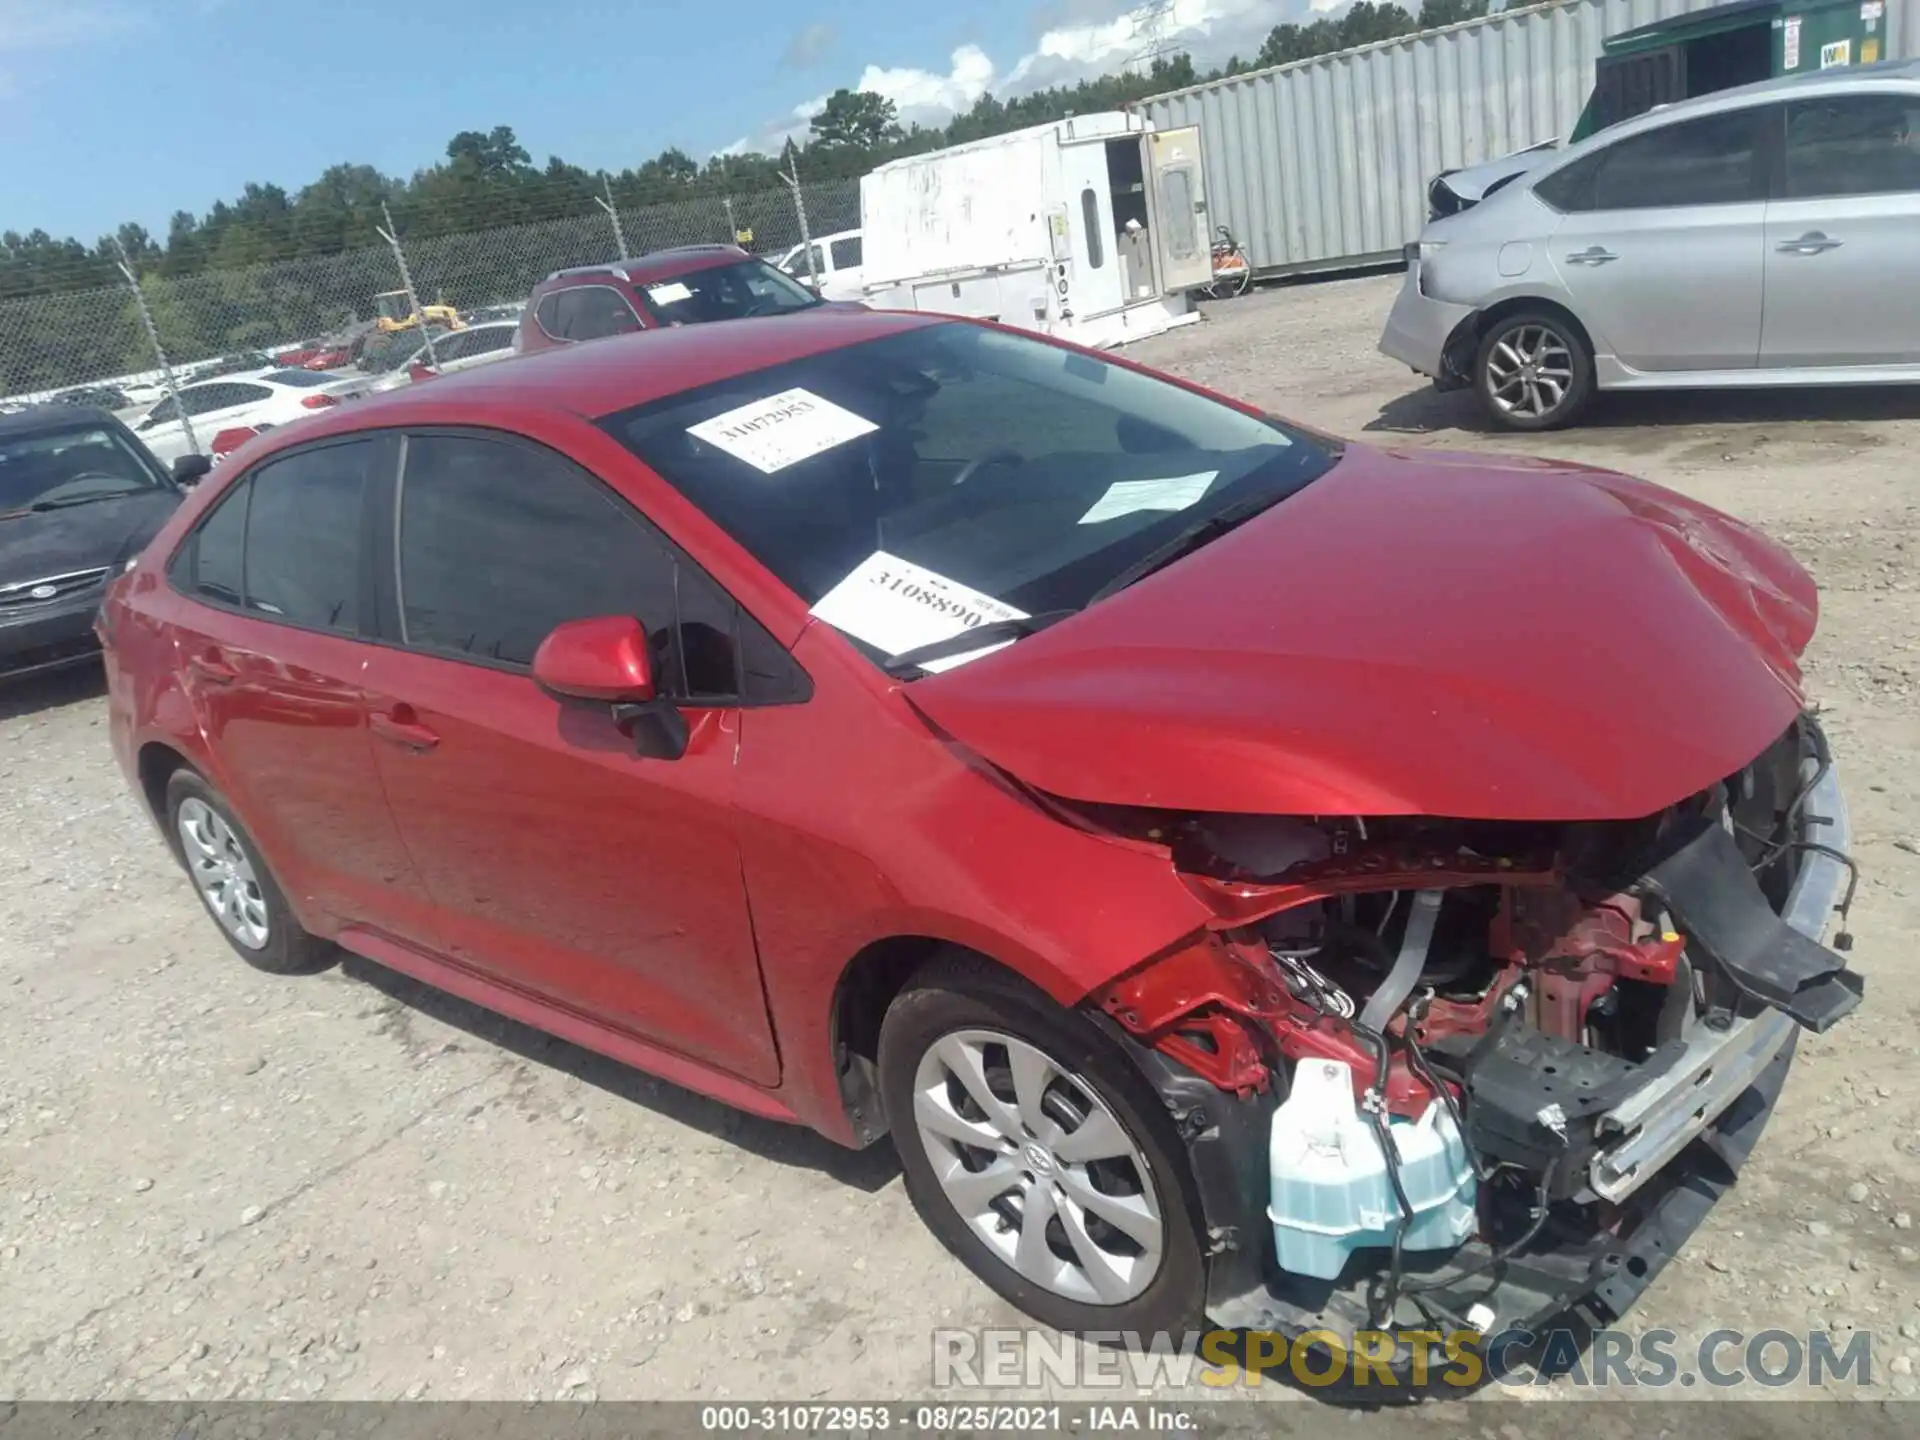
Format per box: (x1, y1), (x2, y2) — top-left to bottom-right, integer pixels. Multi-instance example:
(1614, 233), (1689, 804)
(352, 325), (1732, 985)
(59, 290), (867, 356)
(373, 290), (465, 334)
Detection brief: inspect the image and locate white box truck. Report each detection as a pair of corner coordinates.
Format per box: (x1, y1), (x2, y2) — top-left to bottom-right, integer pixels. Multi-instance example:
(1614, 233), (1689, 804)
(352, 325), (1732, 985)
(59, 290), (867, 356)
(858, 112), (1213, 348)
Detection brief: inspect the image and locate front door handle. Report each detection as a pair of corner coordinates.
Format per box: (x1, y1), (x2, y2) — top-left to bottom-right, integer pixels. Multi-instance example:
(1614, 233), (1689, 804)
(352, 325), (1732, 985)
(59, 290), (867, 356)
(369, 709), (440, 752)
(187, 654), (237, 686)
(1777, 231), (1843, 255)
(1564, 246), (1619, 266)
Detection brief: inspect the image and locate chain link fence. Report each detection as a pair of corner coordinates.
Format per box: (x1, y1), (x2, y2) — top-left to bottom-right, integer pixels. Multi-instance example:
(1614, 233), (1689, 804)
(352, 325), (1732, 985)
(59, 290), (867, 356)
(0, 178), (860, 411)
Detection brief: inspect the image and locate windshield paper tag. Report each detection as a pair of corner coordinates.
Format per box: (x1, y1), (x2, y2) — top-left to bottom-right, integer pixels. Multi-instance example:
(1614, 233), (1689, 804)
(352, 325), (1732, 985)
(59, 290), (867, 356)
(687, 387), (878, 474)
(646, 281), (693, 304)
(1079, 471), (1218, 525)
(810, 552), (1027, 674)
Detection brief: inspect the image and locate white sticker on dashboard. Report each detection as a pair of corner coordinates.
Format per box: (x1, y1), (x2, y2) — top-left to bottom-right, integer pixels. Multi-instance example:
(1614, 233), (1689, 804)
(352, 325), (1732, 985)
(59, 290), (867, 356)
(646, 281), (693, 304)
(1079, 471), (1218, 525)
(810, 552), (1026, 674)
(686, 387), (878, 474)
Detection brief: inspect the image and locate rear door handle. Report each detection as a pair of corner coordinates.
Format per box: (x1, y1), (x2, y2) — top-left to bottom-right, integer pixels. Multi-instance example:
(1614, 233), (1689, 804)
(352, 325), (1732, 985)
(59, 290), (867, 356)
(1564, 246), (1619, 266)
(187, 654), (237, 686)
(1777, 232), (1843, 254)
(369, 710), (440, 752)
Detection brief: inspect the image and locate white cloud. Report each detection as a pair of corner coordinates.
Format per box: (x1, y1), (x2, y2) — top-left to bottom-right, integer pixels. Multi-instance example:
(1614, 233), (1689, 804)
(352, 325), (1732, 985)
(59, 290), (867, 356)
(724, 0), (1329, 157)
(855, 42), (998, 121)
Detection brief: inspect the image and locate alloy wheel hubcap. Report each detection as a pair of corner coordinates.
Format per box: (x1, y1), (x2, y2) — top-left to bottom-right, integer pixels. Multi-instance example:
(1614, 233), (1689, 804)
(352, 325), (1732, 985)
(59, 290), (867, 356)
(176, 798), (270, 950)
(1486, 324), (1575, 418)
(912, 1028), (1164, 1305)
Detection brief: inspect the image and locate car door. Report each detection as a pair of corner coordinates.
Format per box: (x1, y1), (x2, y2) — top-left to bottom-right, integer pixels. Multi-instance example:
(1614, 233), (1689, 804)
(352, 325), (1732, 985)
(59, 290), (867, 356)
(783, 242), (826, 290)
(827, 235), (865, 296)
(136, 387), (227, 464)
(161, 435), (439, 942)
(205, 381), (278, 432)
(134, 394), (189, 463)
(1762, 89), (1920, 368)
(1534, 103), (1774, 373)
(444, 326), (514, 374)
(356, 428), (787, 1085)
(145, 383), (273, 459)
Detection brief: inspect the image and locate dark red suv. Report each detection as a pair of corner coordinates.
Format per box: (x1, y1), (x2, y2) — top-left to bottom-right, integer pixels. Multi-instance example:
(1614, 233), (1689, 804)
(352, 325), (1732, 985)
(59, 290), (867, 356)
(514, 244), (840, 354)
(100, 310), (1855, 1362)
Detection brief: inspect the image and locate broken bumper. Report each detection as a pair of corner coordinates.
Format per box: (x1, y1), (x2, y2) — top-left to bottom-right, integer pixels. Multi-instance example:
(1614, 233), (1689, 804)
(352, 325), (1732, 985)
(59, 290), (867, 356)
(1379, 262), (1473, 385)
(1126, 756), (1852, 1376)
(1588, 758), (1852, 1202)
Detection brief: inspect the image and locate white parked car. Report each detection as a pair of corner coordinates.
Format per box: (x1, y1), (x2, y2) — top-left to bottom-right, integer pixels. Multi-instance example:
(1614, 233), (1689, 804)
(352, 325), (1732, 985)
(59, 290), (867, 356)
(365, 321), (520, 393)
(774, 229), (865, 301)
(128, 369), (373, 464)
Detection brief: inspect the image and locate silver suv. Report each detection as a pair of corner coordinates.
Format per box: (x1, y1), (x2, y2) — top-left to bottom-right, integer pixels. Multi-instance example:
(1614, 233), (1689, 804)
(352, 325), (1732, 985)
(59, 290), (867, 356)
(1379, 61), (1920, 430)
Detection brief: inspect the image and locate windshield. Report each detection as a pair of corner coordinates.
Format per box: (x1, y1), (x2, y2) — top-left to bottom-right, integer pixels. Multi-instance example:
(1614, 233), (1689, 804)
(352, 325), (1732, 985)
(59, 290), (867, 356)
(606, 323), (1335, 670)
(0, 424), (168, 513)
(636, 259), (821, 325)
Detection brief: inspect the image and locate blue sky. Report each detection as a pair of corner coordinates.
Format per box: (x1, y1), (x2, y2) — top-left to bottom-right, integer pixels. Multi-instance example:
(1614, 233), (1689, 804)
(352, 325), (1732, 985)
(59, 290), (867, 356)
(3, 0), (1308, 242)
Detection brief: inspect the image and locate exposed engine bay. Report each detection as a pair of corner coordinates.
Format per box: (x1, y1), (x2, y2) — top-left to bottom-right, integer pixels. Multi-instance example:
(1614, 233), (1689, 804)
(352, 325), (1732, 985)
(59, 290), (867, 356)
(1085, 715), (1860, 1347)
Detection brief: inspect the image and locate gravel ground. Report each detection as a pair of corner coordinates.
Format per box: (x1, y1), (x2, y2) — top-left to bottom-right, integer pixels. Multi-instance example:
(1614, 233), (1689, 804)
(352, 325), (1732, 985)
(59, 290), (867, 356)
(1, 275), (1916, 1413)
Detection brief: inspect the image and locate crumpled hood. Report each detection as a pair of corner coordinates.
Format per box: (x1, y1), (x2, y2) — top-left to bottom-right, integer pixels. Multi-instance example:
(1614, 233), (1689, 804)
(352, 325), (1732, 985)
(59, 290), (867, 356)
(1431, 141), (1559, 209)
(0, 489), (181, 587)
(907, 444), (1815, 822)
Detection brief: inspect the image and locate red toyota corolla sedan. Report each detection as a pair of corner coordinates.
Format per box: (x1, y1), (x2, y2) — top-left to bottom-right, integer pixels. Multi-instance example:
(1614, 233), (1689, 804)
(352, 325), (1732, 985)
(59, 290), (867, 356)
(100, 309), (1859, 1364)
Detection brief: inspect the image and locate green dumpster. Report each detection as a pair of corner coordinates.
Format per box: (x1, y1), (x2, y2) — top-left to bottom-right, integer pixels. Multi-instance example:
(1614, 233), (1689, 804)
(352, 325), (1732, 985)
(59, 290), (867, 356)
(1569, 0), (1890, 141)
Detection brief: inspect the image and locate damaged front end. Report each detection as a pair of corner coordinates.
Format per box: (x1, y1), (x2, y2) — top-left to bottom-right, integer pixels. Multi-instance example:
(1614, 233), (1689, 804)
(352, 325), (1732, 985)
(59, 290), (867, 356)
(1083, 714), (1859, 1364)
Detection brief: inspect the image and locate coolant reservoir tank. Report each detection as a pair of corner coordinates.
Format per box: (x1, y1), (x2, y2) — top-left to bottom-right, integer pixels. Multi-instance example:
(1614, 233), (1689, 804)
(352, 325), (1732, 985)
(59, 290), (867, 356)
(1268, 1059), (1477, 1281)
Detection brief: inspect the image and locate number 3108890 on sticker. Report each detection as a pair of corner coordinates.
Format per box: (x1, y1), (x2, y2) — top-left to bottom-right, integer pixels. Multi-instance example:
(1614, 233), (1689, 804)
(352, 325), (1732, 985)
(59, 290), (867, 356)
(809, 551), (1027, 673)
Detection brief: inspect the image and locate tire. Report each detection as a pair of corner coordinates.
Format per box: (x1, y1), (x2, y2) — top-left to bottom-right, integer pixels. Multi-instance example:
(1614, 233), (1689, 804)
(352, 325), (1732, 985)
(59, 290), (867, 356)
(879, 953), (1206, 1336)
(164, 769), (333, 975)
(1473, 308), (1594, 431)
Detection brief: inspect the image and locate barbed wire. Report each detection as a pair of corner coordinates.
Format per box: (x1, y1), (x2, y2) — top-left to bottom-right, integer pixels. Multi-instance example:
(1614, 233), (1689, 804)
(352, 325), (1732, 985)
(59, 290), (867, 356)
(2, 176), (858, 296)
(0, 178), (860, 403)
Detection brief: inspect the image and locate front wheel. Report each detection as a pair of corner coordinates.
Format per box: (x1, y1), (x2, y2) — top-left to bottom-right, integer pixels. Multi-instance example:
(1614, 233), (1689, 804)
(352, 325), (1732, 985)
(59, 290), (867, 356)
(1474, 309), (1594, 431)
(878, 955), (1206, 1335)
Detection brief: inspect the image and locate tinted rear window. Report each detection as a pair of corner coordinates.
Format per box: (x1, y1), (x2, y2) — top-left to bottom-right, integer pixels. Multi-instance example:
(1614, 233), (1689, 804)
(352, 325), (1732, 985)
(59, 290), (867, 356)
(241, 442), (374, 632)
(1535, 105), (1770, 211)
(1784, 93), (1920, 199)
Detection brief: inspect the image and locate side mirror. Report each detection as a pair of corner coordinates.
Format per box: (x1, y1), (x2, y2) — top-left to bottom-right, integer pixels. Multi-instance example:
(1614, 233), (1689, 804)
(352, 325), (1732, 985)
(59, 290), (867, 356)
(532, 615), (655, 701)
(408, 362), (437, 383)
(533, 616), (690, 760)
(172, 454), (213, 487)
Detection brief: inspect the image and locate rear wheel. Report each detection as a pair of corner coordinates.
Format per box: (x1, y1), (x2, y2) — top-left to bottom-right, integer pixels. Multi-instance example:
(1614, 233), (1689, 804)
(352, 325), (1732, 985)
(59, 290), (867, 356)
(165, 770), (333, 975)
(878, 955), (1205, 1335)
(1474, 309), (1594, 431)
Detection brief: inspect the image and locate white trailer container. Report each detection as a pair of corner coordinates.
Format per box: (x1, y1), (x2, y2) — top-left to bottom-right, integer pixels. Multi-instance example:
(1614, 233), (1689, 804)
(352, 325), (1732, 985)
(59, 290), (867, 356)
(859, 113), (1212, 349)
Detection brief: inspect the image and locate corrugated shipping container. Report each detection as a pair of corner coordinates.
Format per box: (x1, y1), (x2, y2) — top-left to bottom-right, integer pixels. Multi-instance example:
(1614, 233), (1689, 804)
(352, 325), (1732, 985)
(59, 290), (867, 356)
(1133, 0), (1919, 276)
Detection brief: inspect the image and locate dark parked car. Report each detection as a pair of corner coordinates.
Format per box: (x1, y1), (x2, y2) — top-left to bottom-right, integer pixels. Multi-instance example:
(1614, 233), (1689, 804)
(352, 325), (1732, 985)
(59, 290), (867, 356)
(186, 352), (278, 384)
(52, 385), (136, 412)
(1, 406), (205, 681)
